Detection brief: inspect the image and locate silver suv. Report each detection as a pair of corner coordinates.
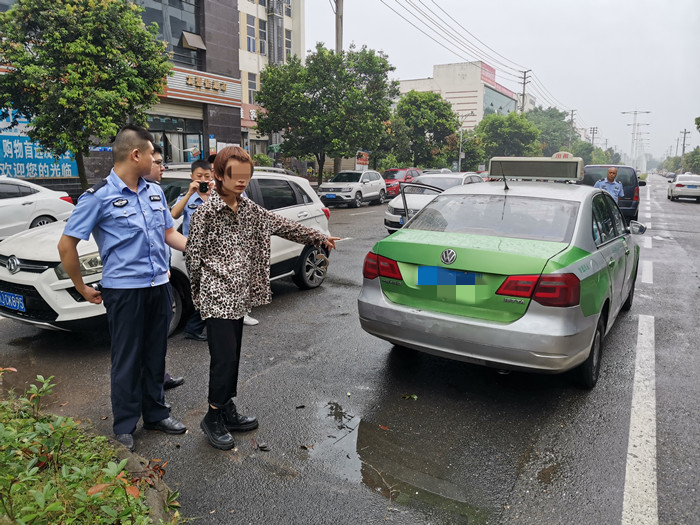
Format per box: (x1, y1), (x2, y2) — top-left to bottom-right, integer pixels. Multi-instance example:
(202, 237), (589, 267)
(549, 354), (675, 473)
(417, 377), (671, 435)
(0, 170), (331, 335)
(318, 170), (386, 208)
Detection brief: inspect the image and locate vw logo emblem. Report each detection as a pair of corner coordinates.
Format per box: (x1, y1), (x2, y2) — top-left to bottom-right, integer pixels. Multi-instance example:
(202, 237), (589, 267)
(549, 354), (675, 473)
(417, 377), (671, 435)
(7, 256), (20, 274)
(440, 249), (457, 265)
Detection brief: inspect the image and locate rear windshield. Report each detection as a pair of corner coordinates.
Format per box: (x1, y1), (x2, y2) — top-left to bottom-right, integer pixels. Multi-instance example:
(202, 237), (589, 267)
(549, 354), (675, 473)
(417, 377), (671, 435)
(583, 166), (636, 187)
(406, 194), (579, 243)
(382, 169), (406, 180)
(677, 175), (700, 183)
(331, 172), (361, 183)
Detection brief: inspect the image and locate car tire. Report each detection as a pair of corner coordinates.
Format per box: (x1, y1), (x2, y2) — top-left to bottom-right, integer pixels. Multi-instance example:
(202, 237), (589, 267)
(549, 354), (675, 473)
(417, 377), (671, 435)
(622, 271), (636, 311)
(372, 190), (386, 205)
(577, 316), (604, 389)
(292, 245), (329, 289)
(30, 215), (56, 228)
(667, 194), (670, 200)
(351, 192), (362, 208)
(168, 282), (184, 337)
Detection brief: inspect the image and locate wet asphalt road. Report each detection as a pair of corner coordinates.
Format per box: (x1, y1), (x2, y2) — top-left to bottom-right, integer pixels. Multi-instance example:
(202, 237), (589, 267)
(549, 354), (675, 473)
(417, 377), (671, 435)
(1, 174), (698, 524)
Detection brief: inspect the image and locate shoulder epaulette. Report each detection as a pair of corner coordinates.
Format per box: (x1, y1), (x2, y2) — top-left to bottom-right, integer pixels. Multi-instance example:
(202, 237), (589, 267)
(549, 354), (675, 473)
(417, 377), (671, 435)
(85, 179), (108, 194)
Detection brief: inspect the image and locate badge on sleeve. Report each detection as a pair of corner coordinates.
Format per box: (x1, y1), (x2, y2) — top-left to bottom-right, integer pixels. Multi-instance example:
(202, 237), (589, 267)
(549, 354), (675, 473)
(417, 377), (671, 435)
(187, 203), (199, 209)
(112, 198), (128, 207)
(149, 195), (162, 202)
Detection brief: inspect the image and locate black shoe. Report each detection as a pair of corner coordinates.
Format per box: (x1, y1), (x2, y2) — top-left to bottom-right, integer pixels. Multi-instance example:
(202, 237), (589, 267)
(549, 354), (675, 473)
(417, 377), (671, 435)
(114, 433), (134, 451)
(143, 416), (187, 434)
(221, 399), (259, 432)
(164, 376), (185, 390)
(185, 332), (207, 342)
(200, 408), (236, 450)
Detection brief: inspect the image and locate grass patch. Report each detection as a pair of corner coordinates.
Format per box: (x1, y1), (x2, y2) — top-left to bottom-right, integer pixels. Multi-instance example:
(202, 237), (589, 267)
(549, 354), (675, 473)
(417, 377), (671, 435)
(0, 368), (181, 524)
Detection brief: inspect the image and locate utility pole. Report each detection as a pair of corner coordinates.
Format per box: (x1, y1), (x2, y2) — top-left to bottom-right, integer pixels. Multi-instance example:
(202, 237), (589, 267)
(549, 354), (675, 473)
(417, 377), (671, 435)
(569, 109), (576, 148)
(589, 127), (598, 147)
(519, 70), (531, 113)
(332, 0), (343, 176)
(676, 137), (680, 157)
(681, 129), (690, 158)
(622, 110), (650, 168)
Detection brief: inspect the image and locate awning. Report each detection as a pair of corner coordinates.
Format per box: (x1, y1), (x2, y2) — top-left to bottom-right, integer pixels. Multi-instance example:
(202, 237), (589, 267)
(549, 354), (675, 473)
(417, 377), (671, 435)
(181, 31), (207, 51)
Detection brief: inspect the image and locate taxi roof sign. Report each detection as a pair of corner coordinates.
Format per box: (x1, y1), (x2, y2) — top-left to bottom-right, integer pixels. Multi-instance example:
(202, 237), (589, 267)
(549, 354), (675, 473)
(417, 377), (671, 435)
(488, 153), (583, 181)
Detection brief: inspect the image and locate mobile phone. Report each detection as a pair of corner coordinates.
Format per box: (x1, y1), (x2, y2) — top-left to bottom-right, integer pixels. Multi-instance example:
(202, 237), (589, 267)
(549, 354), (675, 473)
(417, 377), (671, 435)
(199, 181), (209, 193)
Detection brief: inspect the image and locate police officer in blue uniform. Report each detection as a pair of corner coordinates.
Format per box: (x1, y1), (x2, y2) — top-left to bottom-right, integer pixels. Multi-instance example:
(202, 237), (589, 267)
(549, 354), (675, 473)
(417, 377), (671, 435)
(58, 125), (188, 452)
(594, 167), (624, 203)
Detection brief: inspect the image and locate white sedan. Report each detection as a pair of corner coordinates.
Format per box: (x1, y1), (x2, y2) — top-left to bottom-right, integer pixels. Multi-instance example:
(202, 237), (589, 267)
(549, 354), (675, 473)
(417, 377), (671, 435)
(667, 173), (700, 201)
(384, 173), (483, 233)
(0, 176), (74, 240)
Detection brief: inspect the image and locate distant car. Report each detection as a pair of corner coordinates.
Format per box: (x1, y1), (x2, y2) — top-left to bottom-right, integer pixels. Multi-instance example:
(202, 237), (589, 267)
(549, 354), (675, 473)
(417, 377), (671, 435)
(381, 168), (421, 197)
(581, 165), (646, 222)
(317, 170), (386, 208)
(384, 173), (483, 233)
(422, 168), (453, 174)
(0, 176), (74, 240)
(360, 155), (646, 389)
(0, 170), (331, 335)
(667, 173), (700, 201)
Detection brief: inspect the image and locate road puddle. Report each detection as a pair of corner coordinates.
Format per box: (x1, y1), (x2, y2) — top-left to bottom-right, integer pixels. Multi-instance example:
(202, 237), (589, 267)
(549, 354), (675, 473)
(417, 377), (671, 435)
(311, 401), (488, 524)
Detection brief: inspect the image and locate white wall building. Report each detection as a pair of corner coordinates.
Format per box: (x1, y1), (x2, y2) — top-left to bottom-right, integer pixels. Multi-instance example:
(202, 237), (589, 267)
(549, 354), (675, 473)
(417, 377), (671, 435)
(399, 62), (522, 133)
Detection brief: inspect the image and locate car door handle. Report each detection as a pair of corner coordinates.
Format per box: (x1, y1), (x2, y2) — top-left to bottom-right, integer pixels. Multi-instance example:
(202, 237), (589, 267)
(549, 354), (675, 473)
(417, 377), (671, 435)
(297, 211), (309, 219)
(608, 258), (615, 268)
(22, 201), (33, 206)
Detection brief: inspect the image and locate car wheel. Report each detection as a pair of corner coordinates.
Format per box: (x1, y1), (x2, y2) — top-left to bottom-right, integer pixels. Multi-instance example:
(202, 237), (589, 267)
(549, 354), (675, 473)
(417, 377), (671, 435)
(622, 271), (636, 311)
(292, 245), (329, 289)
(373, 190), (386, 205)
(168, 282), (184, 337)
(577, 316), (604, 389)
(667, 194), (670, 200)
(30, 215), (56, 228)
(351, 192), (362, 208)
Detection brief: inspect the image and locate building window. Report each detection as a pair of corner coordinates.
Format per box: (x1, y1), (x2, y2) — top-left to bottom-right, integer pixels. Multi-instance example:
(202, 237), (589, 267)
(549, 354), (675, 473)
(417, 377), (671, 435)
(285, 29), (292, 59)
(285, 0), (291, 16)
(248, 73), (257, 104)
(259, 0), (267, 6)
(259, 20), (267, 56)
(139, 0), (200, 69)
(246, 14), (256, 53)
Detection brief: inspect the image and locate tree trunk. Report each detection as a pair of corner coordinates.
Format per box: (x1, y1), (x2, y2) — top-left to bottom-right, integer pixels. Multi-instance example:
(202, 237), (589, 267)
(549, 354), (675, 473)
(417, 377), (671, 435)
(76, 151), (89, 190)
(316, 152), (325, 187)
(333, 157), (342, 176)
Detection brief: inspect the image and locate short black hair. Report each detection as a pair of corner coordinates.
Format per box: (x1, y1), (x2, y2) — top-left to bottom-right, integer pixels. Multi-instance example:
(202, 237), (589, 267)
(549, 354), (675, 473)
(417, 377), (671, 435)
(153, 144), (163, 155)
(191, 159), (211, 172)
(112, 124), (154, 163)
(207, 154), (217, 164)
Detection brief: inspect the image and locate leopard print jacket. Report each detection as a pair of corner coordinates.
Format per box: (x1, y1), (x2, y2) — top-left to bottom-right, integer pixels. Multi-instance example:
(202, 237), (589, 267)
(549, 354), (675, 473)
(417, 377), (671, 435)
(185, 190), (328, 320)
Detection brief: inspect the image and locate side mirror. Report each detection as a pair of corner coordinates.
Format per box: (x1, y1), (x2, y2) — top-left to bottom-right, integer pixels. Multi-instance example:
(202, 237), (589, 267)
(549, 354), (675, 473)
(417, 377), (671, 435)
(638, 180), (647, 186)
(628, 220), (646, 235)
(668, 179), (673, 183)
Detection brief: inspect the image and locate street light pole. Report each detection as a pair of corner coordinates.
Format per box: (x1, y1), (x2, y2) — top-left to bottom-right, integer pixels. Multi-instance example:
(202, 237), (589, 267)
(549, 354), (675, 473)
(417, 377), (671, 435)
(458, 128), (463, 172)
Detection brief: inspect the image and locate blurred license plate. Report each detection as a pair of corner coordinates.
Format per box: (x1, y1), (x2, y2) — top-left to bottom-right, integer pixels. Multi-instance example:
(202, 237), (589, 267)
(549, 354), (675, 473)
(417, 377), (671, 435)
(688, 185), (697, 189)
(0, 291), (25, 312)
(399, 216), (404, 225)
(325, 194), (336, 198)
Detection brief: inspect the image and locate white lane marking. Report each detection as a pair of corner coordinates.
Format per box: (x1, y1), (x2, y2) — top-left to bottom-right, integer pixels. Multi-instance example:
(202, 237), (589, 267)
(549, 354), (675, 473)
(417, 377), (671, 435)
(643, 237), (652, 249)
(350, 211), (376, 216)
(641, 261), (653, 284)
(621, 314), (658, 525)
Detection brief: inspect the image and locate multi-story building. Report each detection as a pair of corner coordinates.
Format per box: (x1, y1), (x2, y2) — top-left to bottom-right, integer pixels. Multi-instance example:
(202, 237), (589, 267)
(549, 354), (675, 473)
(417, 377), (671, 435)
(399, 62), (522, 134)
(238, 0), (305, 156)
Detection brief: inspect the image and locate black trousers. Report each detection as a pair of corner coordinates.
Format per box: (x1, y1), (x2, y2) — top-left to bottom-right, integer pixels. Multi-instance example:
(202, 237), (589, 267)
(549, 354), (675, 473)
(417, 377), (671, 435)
(102, 284), (172, 434)
(206, 317), (244, 405)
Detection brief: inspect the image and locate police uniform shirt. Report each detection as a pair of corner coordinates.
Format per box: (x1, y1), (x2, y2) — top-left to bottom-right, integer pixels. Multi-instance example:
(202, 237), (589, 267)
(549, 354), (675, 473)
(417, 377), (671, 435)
(174, 192), (205, 237)
(594, 179), (624, 203)
(63, 169), (174, 288)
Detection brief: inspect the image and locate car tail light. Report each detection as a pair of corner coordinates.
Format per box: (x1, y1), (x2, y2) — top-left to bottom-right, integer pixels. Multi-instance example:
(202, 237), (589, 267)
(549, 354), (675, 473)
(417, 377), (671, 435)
(496, 275), (539, 297)
(675, 183), (684, 187)
(322, 207), (330, 220)
(362, 253), (403, 280)
(633, 186), (640, 202)
(60, 196), (73, 204)
(496, 273), (580, 307)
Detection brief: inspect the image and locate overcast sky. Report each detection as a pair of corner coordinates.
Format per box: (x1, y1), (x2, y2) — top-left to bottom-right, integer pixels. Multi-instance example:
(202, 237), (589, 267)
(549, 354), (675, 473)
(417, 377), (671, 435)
(305, 0), (700, 160)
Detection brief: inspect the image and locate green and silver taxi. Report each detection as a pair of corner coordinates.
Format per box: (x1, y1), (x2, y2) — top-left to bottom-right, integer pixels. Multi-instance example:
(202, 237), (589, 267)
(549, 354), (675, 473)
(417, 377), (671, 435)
(358, 155), (646, 388)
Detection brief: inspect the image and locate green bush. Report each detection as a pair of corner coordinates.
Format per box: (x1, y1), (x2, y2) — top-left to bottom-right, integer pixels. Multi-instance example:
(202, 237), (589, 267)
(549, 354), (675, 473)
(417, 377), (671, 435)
(0, 368), (179, 524)
(252, 153), (274, 167)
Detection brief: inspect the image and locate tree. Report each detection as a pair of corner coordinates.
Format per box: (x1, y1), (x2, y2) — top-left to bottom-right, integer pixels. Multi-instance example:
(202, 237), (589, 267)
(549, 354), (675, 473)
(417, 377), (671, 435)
(255, 44), (398, 185)
(571, 141), (595, 165)
(476, 112), (541, 159)
(695, 116), (700, 133)
(373, 116), (412, 169)
(0, 0), (172, 189)
(395, 90), (459, 167)
(523, 106), (573, 156)
(683, 147), (700, 174)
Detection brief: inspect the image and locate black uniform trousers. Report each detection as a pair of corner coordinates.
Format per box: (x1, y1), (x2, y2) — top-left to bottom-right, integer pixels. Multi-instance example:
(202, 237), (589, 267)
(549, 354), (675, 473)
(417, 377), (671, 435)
(205, 317), (244, 405)
(102, 284), (172, 435)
